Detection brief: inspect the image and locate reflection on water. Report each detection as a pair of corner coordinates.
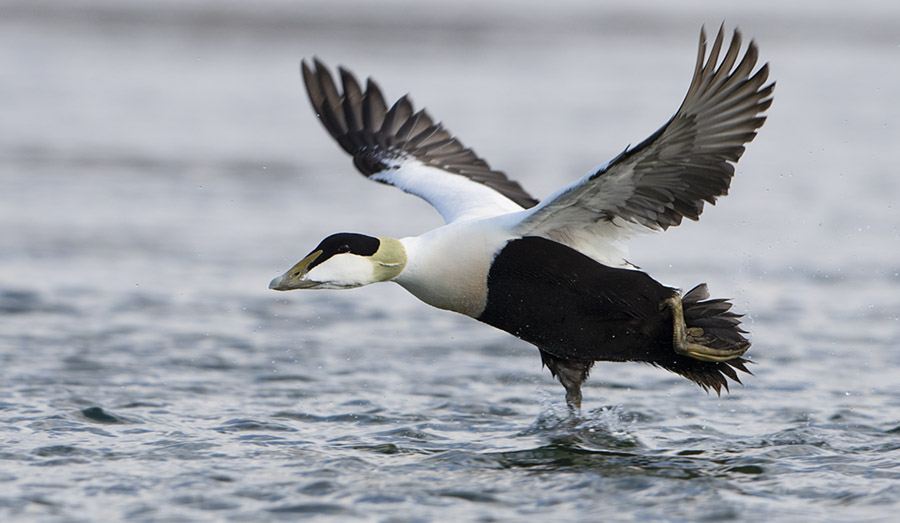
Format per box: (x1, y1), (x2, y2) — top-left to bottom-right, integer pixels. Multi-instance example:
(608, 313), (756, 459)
(2, 0), (900, 520)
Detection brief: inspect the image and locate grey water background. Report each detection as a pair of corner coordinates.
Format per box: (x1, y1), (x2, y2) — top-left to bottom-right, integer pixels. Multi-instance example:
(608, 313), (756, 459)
(2, 0), (900, 520)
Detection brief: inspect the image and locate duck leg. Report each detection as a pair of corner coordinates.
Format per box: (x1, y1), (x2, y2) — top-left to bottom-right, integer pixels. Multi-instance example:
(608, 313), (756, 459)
(540, 350), (593, 412)
(664, 295), (748, 362)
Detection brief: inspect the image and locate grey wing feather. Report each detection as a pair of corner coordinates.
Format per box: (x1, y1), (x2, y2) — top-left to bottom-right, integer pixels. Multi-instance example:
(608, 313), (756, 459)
(519, 25), (774, 241)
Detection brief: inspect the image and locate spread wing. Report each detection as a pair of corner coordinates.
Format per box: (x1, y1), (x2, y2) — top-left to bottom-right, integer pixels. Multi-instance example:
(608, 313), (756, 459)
(515, 26), (774, 263)
(301, 59), (538, 223)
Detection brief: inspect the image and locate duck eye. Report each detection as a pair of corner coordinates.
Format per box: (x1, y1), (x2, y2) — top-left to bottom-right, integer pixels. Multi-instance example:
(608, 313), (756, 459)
(337, 244), (351, 254)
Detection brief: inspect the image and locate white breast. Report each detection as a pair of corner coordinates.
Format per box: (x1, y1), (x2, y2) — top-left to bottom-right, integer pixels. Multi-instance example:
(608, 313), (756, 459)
(395, 218), (517, 318)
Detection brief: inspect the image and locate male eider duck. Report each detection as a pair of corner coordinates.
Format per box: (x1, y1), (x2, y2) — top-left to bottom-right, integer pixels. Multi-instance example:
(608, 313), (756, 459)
(270, 26), (773, 410)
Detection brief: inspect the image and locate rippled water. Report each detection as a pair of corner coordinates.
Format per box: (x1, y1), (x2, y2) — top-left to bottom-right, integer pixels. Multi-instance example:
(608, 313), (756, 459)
(3, 1), (900, 520)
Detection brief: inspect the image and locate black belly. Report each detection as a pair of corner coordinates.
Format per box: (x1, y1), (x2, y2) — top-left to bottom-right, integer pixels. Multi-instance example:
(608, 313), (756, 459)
(477, 236), (678, 363)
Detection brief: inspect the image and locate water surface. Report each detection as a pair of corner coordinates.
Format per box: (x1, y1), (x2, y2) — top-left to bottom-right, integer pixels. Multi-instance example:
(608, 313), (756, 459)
(2, 1), (900, 520)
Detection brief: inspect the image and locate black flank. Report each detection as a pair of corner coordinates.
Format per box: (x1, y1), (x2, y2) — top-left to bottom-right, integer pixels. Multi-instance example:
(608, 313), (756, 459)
(478, 236), (749, 393)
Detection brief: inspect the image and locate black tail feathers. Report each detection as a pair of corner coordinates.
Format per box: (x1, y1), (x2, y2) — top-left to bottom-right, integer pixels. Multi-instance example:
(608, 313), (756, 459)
(683, 284), (750, 351)
(660, 284), (752, 394)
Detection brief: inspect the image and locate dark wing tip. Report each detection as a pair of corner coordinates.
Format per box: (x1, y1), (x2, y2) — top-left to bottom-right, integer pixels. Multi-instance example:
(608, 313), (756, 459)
(597, 25), (774, 231)
(297, 58), (539, 208)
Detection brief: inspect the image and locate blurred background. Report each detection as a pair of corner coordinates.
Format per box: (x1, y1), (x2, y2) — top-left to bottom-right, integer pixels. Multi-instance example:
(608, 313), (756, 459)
(2, 0), (899, 520)
(3, 0), (898, 295)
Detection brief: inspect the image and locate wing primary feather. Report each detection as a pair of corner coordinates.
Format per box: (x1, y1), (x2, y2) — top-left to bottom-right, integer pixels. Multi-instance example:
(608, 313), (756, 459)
(381, 96), (414, 139)
(685, 26), (708, 100)
(312, 59), (348, 136)
(362, 79), (388, 142)
(338, 67), (364, 135)
(705, 29), (742, 93)
(395, 110), (433, 143)
(703, 25), (726, 78)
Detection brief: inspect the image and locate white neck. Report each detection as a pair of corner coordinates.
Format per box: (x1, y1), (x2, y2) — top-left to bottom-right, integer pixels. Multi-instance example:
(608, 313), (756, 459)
(394, 220), (515, 317)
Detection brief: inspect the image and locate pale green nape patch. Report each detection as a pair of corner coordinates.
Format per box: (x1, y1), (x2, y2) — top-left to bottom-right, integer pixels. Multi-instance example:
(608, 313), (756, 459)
(373, 237), (407, 282)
